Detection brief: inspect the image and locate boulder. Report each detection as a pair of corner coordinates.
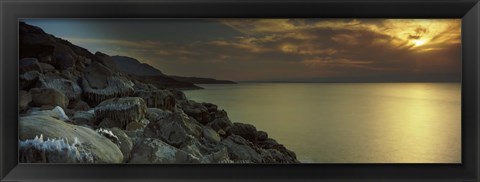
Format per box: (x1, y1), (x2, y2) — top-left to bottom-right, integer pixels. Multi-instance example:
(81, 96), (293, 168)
(179, 138), (232, 163)
(256, 138), (298, 163)
(124, 128), (145, 146)
(38, 74), (82, 101)
(128, 138), (200, 164)
(95, 97), (147, 129)
(30, 87), (69, 109)
(19, 115), (123, 163)
(220, 135), (262, 163)
(20, 71), (43, 90)
(68, 100), (90, 111)
(19, 90), (32, 112)
(182, 117), (204, 138)
(146, 108), (171, 122)
(169, 89), (187, 101)
(203, 128), (221, 144)
(39, 63), (55, 73)
(126, 121), (145, 131)
(206, 117), (233, 132)
(98, 118), (121, 129)
(144, 119), (188, 147)
(53, 44), (76, 70)
(227, 122), (257, 142)
(82, 61), (113, 89)
(39, 55), (54, 64)
(19, 134), (94, 163)
(134, 89), (176, 111)
(180, 100), (211, 124)
(71, 111), (95, 126)
(109, 127), (133, 162)
(82, 76), (134, 107)
(256, 131), (268, 141)
(200, 147), (233, 163)
(96, 128), (121, 145)
(147, 108), (202, 138)
(218, 129), (227, 137)
(94, 52), (118, 70)
(202, 102), (218, 113)
(20, 57), (43, 74)
(172, 110), (203, 138)
(29, 106), (69, 121)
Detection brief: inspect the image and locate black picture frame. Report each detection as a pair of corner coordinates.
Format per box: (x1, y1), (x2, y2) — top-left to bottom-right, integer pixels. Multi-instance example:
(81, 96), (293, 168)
(1, 0), (479, 181)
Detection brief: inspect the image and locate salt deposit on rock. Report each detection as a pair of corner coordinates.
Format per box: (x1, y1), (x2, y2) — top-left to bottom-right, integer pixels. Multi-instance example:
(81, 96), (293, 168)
(134, 89), (176, 111)
(20, 115), (124, 163)
(17, 22), (300, 164)
(82, 77), (134, 106)
(95, 97), (147, 129)
(96, 128), (120, 144)
(19, 134), (94, 163)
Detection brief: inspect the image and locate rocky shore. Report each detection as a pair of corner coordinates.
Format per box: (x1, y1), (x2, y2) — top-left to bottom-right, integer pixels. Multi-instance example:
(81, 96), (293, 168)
(18, 22), (298, 163)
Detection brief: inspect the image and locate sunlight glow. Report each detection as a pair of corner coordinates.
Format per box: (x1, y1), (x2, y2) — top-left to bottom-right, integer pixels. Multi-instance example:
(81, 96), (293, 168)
(413, 39), (427, 47)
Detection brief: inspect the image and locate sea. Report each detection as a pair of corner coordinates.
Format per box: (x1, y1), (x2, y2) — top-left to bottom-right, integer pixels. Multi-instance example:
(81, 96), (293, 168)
(184, 83), (461, 163)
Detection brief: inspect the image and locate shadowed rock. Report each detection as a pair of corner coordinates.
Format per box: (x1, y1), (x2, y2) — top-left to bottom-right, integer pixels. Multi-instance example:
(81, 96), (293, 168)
(39, 63), (55, 73)
(19, 90), (32, 112)
(71, 110), (95, 126)
(20, 71), (43, 90)
(206, 117), (233, 133)
(180, 100), (211, 124)
(20, 58), (43, 74)
(30, 87), (69, 109)
(227, 122), (258, 142)
(68, 100), (90, 111)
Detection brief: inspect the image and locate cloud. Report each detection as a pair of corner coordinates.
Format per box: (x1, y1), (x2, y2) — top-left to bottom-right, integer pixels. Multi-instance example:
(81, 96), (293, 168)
(61, 19), (460, 81)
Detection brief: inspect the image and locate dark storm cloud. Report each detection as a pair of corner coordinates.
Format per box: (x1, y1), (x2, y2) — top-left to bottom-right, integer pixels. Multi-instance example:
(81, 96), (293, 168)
(24, 19), (461, 82)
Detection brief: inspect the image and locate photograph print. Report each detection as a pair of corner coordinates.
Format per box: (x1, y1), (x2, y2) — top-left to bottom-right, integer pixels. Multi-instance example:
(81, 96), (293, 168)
(18, 19), (461, 164)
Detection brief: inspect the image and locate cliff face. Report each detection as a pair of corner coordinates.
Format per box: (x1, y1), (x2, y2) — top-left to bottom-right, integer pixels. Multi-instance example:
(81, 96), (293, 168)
(18, 22), (298, 164)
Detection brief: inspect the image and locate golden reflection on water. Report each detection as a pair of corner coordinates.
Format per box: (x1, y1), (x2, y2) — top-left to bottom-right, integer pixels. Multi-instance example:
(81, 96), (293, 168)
(186, 83), (461, 163)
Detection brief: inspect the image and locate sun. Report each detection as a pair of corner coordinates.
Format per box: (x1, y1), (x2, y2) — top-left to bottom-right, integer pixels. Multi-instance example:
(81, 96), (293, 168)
(413, 39), (427, 47)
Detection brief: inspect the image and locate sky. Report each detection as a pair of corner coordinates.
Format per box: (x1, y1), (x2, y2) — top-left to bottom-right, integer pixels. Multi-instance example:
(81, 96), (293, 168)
(23, 19), (461, 82)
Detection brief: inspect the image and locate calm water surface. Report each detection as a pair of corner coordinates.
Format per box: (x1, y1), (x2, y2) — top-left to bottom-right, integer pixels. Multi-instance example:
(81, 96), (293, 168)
(185, 83), (461, 163)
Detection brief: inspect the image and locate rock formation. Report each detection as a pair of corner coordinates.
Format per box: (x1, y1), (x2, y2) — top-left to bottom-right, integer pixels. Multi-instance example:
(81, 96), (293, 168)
(19, 115), (124, 163)
(18, 22), (299, 164)
(30, 87), (69, 109)
(94, 97), (147, 129)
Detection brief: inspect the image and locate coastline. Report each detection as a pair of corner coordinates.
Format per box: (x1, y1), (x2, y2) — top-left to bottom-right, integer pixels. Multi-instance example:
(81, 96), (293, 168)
(18, 22), (299, 164)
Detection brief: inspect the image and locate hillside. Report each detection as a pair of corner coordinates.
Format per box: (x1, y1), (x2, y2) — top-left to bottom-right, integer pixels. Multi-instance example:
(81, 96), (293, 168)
(17, 21), (298, 164)
(111, 56), (236, 85)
